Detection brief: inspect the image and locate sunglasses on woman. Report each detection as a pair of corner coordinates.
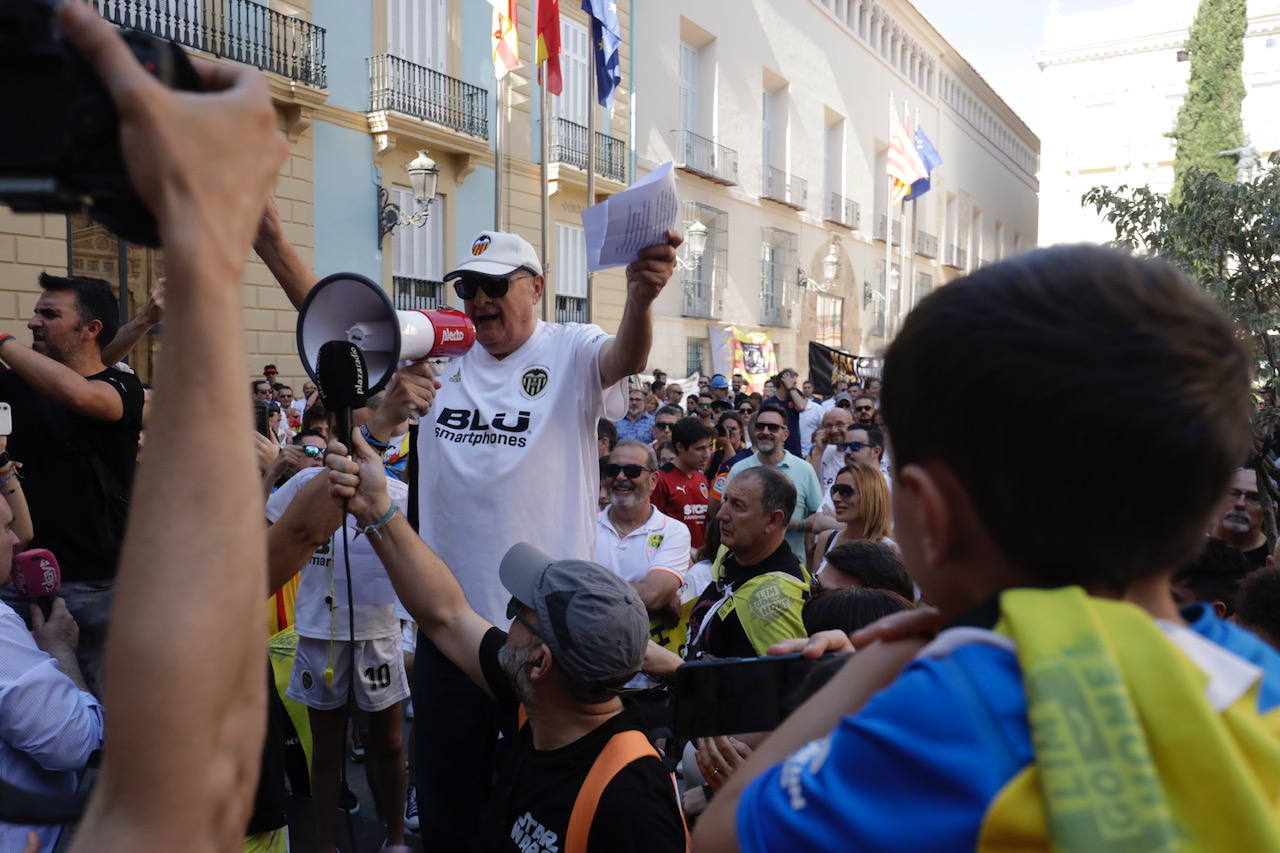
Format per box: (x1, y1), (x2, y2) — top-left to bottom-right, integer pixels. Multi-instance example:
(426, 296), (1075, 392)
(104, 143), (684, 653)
(451, 270), (534, 301)
(830, 484), (857, 499)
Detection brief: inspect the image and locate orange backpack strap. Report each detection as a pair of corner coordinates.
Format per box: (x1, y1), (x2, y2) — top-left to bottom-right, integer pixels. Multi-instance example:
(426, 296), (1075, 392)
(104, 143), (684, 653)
(564, 729), (690, 853)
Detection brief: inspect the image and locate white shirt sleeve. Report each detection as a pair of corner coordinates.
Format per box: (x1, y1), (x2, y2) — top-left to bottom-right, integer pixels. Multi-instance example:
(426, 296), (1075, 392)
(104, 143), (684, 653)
(569, 324), (627, 421)
(649, 518), (692, 579)
(0, 608), (102, 772)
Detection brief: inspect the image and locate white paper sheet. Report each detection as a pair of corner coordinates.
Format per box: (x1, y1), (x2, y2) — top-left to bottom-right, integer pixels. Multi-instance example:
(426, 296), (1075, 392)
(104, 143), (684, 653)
(581, 161), (680, 271)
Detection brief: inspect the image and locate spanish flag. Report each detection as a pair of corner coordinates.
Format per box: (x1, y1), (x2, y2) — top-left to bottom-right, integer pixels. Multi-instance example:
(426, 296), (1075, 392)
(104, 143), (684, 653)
(489, 0), (520, 80)
(536, 0), (563, 95)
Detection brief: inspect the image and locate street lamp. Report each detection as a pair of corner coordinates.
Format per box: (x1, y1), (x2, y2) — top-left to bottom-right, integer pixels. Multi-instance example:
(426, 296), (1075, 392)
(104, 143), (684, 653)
(377, 150), (440, 245)
(675, 220), (709, 271)
(800, 236), (842, 293)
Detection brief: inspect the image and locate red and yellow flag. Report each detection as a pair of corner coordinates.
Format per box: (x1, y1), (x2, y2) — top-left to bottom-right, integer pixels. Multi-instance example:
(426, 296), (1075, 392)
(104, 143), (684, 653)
(536, 0), (563, 95)
(489, 0), (520, 80)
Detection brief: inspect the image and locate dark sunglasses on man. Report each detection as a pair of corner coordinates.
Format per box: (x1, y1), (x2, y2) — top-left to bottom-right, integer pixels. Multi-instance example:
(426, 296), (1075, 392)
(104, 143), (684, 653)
(837, 441), (871, 453)
(854, 404), (874, 412)
(756, 422), (784, 433)
(653, 422), (674, 432)
(451, 269), (534, 301)
(602, 462), (655, 479)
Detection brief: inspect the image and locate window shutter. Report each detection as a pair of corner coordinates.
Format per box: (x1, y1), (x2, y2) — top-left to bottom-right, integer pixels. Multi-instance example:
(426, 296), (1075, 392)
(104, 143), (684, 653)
(556, 224), (588, 299)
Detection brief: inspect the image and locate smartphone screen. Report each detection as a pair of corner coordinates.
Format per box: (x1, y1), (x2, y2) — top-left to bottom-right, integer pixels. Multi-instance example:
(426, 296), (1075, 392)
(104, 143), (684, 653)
(673, 653), (826, 739)
(0, 402), (11, 437)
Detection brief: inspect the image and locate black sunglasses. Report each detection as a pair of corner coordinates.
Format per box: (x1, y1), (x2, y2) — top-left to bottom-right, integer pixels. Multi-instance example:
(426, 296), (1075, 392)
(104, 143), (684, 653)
(854, 405), (874, 412)
(452, 270), (532, 301)
(602, 462), (655, 479)
(301, 445), (323, 458)
(837, 441), (870, 453)
(506, 597), (550, 643)
(756, 422), (784, 433)
(831, 484), (856, 499)
(654, 422), (674, 430)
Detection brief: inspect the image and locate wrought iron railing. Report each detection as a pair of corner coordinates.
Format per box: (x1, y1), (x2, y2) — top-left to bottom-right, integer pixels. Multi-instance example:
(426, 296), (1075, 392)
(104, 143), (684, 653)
(826, 193), (859, 229)
(875, 215), (903, 244)
(550, 118), (628, 182)
(915, 230), (939, 259)
(674, 130), (739, 185)
(369, 54), (489, 140)
(93, 0), (327, 87)
(763, 167), (807, 210)
(555, 295), (588, 324)
(393, 277), (446, 310)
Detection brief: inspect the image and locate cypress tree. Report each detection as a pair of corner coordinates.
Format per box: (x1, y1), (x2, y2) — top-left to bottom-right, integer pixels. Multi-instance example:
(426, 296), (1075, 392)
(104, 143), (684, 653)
(1171, 0), (1247, 202)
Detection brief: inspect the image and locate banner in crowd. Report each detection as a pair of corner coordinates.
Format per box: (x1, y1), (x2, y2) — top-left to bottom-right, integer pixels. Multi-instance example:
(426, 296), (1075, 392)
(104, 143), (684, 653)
(709, 326), (778, 392)
(808, 341), (859, 397)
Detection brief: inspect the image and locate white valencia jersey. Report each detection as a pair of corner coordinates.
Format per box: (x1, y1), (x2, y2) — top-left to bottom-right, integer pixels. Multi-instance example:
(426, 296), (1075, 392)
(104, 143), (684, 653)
(417, 321), (627, 625)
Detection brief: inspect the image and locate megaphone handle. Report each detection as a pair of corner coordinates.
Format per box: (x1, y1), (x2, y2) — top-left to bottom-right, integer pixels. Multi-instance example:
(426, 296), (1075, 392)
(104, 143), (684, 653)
(335, 408), (354, 451)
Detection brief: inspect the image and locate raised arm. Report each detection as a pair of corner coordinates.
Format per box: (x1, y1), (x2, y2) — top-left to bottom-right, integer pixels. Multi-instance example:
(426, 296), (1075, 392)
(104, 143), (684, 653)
(265, 470), (342, 593)
(598, 232), (681, 389)
(253, 198), (318, 311)
(60, 3), (286, 849)
(0, 342), (124, 421)
(326, 431), (494, 695)
(101, 278), (164, 367)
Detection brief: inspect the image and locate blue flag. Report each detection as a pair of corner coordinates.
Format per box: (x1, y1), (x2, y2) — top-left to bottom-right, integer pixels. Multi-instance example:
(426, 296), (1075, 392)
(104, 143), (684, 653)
(581, 0), (622, 108)
(904, 127), (943, 201)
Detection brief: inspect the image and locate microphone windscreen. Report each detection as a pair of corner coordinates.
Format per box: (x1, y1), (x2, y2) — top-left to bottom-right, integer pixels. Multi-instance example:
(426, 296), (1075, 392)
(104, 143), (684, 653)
(316, 340), (369, 412)
(12, 549), (60, 598)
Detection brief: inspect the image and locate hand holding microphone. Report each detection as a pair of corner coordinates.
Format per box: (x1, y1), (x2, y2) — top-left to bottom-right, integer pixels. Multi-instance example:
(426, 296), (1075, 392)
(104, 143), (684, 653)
(31, 598), (79, 658)
(12, 548), (60, 620)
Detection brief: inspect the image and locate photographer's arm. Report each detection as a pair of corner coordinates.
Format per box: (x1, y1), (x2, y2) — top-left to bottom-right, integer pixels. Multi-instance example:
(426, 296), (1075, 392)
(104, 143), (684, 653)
(327, 434), (494, 697)
(0, 342), (124, 422)
(253, 198), (318, 311)
(60, 3), (286, 850)
(101, 279), (163, 367)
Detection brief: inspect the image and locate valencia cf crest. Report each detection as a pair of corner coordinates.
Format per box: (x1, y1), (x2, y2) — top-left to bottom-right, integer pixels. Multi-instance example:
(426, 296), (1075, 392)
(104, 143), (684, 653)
(521, 366), (550, 399)
(301, 671), (314, 690)
(471, 234), (493, 255)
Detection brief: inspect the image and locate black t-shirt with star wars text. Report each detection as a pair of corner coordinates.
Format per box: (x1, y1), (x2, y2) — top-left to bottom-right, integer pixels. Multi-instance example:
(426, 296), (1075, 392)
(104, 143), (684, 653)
(475, 627), (685, 853)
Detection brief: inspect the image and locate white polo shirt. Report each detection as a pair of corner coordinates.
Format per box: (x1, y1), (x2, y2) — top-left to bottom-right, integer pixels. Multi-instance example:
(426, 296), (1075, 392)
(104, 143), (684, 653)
(593, 505), (691, 585)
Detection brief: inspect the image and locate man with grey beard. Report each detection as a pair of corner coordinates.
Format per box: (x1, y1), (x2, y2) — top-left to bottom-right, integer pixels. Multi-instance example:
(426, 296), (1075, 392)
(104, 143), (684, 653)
(1212, 466), (1270, 567)
(324, 438), (688, 851)
(594, 439), (692, 619)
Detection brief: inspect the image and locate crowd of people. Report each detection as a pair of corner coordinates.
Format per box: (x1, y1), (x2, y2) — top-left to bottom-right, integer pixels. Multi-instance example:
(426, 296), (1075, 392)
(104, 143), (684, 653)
(3, 5), (1280, 852)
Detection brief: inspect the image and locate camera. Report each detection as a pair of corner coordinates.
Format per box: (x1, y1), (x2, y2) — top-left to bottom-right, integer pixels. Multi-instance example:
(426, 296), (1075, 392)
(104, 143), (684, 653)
(0, 0), (203, 247)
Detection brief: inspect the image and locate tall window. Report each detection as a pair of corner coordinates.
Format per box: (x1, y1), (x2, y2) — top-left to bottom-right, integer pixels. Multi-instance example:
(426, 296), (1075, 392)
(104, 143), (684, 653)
(825, 118), (844, 206)
(555, 224), (588, 323)
(680, 201), (727, 319)
(912, 271), (932, 308)
(679, 42), (699, 134)
(554, 19), (590, 125)
(760, 228), (797, 327)
(815, 295), (843, 348)
(388, 0), (446, 70)
(686, 337), (708, 379)
(392, 188), (446, 309)
(970, 207), (983, 269)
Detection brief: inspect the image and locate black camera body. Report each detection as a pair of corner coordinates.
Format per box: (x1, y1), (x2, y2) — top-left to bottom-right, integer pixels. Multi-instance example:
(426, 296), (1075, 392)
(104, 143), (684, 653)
(0, 0), (203, 246)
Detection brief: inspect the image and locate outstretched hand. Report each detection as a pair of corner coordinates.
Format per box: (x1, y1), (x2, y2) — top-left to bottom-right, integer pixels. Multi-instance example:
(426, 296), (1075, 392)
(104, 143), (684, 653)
(325, 431), (392, 525)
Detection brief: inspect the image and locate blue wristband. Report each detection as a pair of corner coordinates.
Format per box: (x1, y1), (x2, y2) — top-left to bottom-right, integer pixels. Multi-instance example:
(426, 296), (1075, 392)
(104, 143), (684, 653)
(359, 423), (393, 451)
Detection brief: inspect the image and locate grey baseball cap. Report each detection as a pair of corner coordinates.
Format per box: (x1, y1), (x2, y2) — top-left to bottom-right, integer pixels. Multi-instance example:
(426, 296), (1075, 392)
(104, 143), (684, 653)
(499, 542), (649, 686)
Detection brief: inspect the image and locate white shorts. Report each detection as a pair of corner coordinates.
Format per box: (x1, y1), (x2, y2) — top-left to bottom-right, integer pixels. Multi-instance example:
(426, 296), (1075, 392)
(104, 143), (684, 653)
(287, 634), (410, 712)
(400, 619), (417, 654)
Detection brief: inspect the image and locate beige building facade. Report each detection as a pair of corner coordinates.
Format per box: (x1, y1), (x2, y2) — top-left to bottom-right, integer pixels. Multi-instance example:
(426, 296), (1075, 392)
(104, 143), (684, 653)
(634, 0), (1040, 379)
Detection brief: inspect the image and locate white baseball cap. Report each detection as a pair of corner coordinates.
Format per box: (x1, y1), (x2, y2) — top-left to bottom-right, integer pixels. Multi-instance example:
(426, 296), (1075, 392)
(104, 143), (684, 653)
(444, 231), (544, 280)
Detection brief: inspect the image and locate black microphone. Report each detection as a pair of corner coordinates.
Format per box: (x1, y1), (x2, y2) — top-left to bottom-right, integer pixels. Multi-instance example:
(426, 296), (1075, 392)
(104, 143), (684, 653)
(316, 340), (369, 449)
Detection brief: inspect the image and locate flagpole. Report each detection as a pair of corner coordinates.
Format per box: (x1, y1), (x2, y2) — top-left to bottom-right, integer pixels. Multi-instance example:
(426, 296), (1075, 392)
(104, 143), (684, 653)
(884, 92), (894, 346)
(540, 47), (551, 321)
(494, 74), (505, 231)
(585, 49), (597, 323)
(896, 100), (911, 337)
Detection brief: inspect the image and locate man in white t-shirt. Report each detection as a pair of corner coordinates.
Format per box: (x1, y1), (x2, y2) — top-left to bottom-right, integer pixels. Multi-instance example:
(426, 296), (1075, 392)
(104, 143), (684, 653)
(594, 440), (691, 614)
(807, 406), (854, 494)
(363, 228), (680, 851)
(266, 467), (412, 853)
